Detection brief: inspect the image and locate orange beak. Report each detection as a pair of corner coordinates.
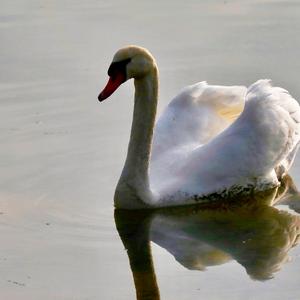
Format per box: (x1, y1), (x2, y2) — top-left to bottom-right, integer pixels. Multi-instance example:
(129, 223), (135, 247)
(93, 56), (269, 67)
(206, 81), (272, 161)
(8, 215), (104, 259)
(98, 72), (126, 102)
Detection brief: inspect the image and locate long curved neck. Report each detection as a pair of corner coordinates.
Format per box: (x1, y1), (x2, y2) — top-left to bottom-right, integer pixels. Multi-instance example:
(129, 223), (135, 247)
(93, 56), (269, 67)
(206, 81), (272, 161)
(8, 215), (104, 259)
(115, 67), (158, 208)
(126, 68), (158, 178)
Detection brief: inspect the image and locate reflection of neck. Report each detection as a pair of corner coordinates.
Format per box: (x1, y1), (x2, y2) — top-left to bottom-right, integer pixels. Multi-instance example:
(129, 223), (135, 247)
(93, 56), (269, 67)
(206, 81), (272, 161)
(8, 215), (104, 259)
(129, 237), (160, 300)
(115, 210), (160, 300)
(115, 68), (158, 208)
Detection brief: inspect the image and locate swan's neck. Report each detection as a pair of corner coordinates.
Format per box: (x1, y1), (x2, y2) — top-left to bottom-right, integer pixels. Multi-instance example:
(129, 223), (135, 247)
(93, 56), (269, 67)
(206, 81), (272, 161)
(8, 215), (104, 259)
(115, 68), (158, 208)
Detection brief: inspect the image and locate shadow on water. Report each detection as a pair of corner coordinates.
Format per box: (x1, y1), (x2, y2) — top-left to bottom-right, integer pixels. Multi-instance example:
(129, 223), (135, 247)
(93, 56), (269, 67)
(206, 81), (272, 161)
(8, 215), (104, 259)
(115, 175), (300, 300)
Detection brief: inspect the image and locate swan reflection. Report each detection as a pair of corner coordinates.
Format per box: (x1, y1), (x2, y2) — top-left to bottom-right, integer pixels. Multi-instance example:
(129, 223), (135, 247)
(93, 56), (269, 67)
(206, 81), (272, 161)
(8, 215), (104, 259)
(115, 175), (300, 299)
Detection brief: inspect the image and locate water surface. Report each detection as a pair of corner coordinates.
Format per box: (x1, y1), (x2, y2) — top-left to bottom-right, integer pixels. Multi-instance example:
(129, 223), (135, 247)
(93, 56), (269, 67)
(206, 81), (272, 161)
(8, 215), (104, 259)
(1, 0), (300, 299)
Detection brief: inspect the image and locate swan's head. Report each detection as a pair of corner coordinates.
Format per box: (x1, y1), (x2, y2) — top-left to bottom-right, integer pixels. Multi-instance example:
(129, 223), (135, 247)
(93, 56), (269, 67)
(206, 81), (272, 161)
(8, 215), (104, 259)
(98, 45), (156, 101)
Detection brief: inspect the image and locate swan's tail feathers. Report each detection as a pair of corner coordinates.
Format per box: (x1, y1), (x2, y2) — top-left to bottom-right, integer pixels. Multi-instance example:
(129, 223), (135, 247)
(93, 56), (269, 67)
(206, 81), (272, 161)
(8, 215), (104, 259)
(245, 80), (300, 176)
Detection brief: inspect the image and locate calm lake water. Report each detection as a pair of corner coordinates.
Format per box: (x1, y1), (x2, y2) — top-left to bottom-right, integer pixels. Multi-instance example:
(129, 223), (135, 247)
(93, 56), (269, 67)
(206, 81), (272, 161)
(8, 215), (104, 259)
(1, 0), (300, 299)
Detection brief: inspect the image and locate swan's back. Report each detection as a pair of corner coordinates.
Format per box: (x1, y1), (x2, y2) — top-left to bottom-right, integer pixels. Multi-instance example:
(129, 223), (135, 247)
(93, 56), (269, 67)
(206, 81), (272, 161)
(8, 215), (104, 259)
(151, 80), (300, 206)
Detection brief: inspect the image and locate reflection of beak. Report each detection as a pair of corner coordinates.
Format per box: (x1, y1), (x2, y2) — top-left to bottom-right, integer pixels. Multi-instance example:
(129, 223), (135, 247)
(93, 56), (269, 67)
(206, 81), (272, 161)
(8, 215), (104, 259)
(98, 72), (126, 102)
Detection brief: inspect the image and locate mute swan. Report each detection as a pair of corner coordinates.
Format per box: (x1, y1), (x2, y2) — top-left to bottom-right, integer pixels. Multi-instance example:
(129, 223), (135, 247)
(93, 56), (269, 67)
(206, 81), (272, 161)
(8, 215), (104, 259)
(98, 45), (300, 209)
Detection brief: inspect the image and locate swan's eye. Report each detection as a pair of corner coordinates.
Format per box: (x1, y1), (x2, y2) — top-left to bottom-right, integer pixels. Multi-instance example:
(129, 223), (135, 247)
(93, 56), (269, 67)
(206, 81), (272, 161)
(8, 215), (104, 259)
(108, 58), (131, 78)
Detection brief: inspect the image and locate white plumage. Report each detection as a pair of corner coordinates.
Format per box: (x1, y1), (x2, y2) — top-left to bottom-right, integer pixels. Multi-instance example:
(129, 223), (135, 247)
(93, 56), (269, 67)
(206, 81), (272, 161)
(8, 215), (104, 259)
(151, 80), (300, 205)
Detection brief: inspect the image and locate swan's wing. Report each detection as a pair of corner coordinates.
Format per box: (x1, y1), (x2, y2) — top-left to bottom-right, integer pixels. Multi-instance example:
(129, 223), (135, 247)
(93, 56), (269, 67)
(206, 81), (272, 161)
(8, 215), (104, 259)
(152, 82), (247, 158)
(171, 80), (300, 198)
(150, 82), (247, 190)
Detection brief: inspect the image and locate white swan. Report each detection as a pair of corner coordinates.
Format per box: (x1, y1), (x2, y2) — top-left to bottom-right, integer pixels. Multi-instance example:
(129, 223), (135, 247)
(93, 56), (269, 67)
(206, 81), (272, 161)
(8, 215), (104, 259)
(98, 45), (300, 209)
